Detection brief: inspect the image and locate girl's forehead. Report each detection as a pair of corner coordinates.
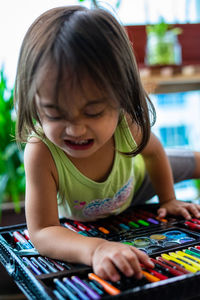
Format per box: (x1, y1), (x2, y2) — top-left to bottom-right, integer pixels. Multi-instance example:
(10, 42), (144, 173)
(37, 67), (107, 105)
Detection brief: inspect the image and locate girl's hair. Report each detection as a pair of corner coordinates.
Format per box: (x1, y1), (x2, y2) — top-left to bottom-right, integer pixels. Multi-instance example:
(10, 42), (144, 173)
(14, 5), (155, 156)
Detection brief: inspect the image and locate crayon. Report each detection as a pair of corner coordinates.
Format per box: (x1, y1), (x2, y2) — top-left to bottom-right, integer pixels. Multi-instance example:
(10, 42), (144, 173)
(161, 253), (195, 273)
(63, 222), (89, 236)
(184, 221), (200, 230)
(45, 257), (65, 271)
(63, 277), (90, 300)
(152, 258), (183, 276)
(53, 289), (66, 300)
(143, 267), (168, 280)
(131, 216), (149, 227)
(30, 257), (49, 274)
(88, 273), (121, 295)
(134, 212), (159, 225)
(23, 229), (30, 240)
(157, 256), (189, 274)
(166, 253), (197, 272)
(185, 249), (200, 259)
(22, 257), (42, 275)
(53, 278), (79, 300)
(137, 209), (167, 223)
(71, 276), (100, 299)
(12, 231), (33, 249)
(175, 251), (200, 270)
(141, 270), (160, 282)
(86, 281), (104, 295)
(38, 256), (58, 273)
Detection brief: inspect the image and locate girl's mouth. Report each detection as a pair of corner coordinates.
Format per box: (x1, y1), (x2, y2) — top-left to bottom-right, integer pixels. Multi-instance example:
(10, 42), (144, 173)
(64, 139), (94, 150)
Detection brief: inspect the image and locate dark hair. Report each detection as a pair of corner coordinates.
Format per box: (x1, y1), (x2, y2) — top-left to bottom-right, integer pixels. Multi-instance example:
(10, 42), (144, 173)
(14, 5), (155, 155)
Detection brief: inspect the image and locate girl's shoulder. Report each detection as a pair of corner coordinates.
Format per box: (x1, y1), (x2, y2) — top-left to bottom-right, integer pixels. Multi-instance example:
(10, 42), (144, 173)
(24, 136), (58, 186)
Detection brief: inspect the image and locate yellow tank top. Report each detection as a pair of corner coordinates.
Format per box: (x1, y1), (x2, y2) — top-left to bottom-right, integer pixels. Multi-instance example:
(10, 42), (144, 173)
(38, 116), (145, 221)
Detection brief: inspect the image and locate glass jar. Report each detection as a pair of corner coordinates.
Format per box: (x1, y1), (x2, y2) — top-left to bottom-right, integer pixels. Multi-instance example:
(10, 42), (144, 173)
(145, 31), (182, 66)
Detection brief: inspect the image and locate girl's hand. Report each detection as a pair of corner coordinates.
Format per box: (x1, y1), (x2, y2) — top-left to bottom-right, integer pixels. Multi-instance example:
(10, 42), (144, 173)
(158, 198), (200, 220)
(92, 240), (154, 282)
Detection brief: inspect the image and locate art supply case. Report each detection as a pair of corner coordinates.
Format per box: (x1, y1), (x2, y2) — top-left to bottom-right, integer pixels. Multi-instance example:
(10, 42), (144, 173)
(1, 204), (200, 300)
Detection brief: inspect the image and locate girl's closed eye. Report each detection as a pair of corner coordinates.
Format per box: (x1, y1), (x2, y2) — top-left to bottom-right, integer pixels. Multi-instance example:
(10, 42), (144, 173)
(84, 110), (105, 118)
(45, 113), (64, 121)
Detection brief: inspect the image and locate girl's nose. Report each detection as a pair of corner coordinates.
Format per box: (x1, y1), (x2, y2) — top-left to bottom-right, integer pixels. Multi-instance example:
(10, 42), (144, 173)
(65, 122), (86, 137)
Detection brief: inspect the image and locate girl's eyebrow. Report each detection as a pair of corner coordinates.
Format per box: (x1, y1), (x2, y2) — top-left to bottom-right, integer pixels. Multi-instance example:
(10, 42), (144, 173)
(39, 98), (107, 110)
(84, 98), (107, 107)
(39, 103), (59, 109)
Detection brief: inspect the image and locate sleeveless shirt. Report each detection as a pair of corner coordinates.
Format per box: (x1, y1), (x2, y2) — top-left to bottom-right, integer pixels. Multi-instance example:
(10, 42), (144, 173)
(36, 116), (145, 221)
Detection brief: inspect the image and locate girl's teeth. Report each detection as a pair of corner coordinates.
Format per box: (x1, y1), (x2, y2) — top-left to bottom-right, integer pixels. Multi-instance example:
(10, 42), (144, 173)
(73, 140), (89, 145)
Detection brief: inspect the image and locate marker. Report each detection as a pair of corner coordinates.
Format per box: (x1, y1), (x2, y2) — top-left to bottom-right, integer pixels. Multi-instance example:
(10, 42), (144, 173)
(134, 212), (159, 225)
(53, 278), (79, 300)
(191, 218), (200, 225)
(188, 247), (200, 257)
(152, 258), (183, 276)
(23, 229), (30, 240)
(141, 270), (160, 282)
(128, 221), (140, 228)
(118, 216), (140, 228)
(45, 257), (65, 271)
(37, 256), (58, 273)
(63, 222), (89, 236)
(22, 257), (42, 275)
(71, 276), (100, 300)
(182, 250), (200, 262)
(12, 231), (33, 249)
(161, 253), (195, 273)
(88, 273), (121, 295)
(167, 253), (197, 272)
(184, 221), (200, 230)
(30, 257), (49, 274)
(85, 281), (104, 295)
(63, 277), (90, 300)
(157, 256), (189, 274)
(143, 267), (168, 280)
(185, 249), (200, 259)
(174, 251), (200, 270)
(137, 209), (168, 223)
(97, 227), (110, 234)
(53, 289), (66, 300)
(131, 216), (149, 227)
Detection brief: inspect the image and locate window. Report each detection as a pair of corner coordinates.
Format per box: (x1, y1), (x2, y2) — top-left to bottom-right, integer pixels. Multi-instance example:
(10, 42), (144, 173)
(159, 125), (189, 147)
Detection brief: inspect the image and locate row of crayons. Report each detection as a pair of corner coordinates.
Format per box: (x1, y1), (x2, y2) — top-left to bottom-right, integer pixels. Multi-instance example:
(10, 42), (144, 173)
(62, 209), (167, 239)
(141, 245), (200, 283)
(51, 245), (200, 300)
(22, 255), (73, 275)
(5, 208), (167, 252)
(9, 229), (34, 250)
(184, 218), (200, 231)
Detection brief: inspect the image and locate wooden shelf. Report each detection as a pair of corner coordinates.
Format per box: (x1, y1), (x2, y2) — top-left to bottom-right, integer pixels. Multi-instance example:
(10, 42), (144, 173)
(140, 68), (200, 94)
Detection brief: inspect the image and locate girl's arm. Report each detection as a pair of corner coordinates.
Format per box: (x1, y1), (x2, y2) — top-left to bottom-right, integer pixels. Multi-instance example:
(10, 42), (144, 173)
(130, 124), (200, 219)
(24, 138), (153, 281)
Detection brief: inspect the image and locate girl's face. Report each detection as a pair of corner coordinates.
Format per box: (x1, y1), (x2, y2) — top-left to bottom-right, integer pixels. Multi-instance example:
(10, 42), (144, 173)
(36, 71), (120, 159)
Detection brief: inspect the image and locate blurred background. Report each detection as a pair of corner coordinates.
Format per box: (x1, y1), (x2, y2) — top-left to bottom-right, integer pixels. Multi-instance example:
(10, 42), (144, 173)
(0, 0), (200, 223)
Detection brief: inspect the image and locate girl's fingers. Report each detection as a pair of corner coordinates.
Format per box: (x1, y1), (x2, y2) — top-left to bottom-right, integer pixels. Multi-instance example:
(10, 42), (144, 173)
(95, 258), (120, 282)
(187, 204), (200, 218)
(131, 247), (154, 269)
(157, 207), (167, 218)
(178, 207), (191, 220)
(112, 252), (136, 278)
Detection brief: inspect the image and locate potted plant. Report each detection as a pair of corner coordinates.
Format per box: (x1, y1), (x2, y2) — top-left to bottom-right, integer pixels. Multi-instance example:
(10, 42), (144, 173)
(0, 67), (25, 224)
(145, 19), (182, 66)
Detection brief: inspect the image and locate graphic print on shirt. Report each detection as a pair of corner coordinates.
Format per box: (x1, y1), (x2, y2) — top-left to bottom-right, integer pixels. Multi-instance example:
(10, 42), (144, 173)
(73, 177), (133, 217)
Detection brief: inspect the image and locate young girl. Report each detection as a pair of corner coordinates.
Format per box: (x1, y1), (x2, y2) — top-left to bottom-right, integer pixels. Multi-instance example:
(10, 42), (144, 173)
(15, 5), (200, 282)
